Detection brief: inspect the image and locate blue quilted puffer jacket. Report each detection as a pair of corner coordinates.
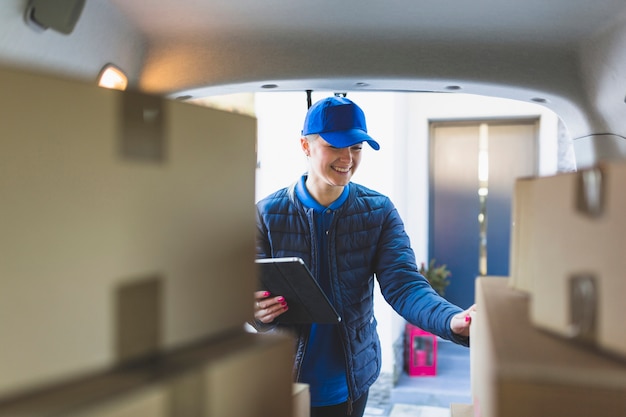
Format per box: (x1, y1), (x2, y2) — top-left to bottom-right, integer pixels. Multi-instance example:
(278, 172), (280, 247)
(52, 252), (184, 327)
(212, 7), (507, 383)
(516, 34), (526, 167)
(255, 178), (469, 404)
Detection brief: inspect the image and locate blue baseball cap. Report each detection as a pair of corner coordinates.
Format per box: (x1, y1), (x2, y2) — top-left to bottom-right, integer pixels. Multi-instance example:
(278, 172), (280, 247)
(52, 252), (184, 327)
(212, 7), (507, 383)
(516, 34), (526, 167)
(302, 97), (380, 150)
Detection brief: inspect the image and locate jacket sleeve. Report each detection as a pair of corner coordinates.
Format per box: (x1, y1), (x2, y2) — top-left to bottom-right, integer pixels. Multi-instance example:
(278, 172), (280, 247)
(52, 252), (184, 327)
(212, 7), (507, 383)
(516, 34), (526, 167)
(255, 204), (271, 259)
(375, 200), (469, 346)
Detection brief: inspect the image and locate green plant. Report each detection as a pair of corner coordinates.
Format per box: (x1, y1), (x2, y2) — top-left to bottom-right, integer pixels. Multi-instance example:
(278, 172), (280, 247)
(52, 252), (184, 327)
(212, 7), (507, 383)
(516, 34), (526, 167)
(419, 259), (451, 296)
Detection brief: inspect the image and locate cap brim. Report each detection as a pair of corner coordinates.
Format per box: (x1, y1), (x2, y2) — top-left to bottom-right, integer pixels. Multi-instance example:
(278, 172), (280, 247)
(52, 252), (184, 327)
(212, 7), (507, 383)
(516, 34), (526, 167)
(319, 129), (381, 150)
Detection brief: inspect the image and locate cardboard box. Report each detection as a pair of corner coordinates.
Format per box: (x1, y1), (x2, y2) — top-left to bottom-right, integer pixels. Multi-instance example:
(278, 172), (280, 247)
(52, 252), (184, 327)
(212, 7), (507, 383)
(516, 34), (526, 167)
(293, 383), (310, 417)
(508, 161), (626, 359)
(0, 67), (258, 398)
(471, 277), (626, 417)
(0, 332), (295, 417)
(508, 178), (534, 293)
(450, 403), (473, 417)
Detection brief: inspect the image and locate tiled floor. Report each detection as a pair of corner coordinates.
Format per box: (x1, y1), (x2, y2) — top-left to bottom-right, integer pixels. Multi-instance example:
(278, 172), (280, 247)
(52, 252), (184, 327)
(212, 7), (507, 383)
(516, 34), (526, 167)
(364, 339), (471, 417)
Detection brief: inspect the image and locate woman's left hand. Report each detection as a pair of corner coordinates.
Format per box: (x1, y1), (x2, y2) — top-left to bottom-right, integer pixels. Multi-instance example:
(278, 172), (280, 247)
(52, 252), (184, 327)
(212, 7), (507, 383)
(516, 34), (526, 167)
(450, 304), (476, 337)
(254, 291), (289, 324)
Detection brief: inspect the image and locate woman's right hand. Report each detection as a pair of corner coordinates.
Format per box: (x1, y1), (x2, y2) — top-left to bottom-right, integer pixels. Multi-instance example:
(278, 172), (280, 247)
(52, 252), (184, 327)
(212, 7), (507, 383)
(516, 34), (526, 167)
(254, 291), (289, 323)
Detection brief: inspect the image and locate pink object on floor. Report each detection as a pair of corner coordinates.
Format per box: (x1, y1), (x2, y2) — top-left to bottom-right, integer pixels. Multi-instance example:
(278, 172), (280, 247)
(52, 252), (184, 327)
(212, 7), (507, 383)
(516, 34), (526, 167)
(405, 323), (438, 376)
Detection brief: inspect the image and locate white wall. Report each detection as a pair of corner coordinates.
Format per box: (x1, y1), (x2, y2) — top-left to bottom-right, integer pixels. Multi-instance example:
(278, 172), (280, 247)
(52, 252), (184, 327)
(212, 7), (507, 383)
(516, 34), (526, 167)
(255, 91), (562, 375)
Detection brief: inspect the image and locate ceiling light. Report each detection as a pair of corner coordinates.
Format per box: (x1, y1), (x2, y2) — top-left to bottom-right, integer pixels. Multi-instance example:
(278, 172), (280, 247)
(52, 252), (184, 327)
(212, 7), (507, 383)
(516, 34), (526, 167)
(98, 64), (128, 91)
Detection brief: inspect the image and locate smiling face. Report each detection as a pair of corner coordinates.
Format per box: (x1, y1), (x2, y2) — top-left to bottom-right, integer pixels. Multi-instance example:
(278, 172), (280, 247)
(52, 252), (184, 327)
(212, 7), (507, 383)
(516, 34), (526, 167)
(301, 134), (363, 205)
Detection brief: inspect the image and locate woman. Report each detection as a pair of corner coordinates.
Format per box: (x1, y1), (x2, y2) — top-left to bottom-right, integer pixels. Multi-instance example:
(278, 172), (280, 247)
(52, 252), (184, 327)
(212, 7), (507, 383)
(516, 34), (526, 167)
(253, 96), (474, 417)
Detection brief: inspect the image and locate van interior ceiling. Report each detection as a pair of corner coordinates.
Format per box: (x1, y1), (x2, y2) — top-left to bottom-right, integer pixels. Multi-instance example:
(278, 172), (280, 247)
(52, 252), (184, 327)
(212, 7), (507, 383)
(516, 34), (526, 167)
(1, 0), (625, 165)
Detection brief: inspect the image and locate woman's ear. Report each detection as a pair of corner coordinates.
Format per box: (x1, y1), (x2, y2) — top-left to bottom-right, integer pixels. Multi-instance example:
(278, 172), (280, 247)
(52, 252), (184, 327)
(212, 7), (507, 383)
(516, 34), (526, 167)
(300, 136), (310, 156)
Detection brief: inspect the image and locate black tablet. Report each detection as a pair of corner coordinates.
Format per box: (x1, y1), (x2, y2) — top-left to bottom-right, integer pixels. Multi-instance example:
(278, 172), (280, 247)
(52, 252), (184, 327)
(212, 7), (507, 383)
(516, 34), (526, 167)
(255, 257), (341, 324)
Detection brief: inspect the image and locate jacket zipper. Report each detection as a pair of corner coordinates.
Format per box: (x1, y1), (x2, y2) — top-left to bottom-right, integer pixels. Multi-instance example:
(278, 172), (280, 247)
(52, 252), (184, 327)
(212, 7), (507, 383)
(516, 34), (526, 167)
(294, 325), (310, 382)
(326, 223), (356, 415)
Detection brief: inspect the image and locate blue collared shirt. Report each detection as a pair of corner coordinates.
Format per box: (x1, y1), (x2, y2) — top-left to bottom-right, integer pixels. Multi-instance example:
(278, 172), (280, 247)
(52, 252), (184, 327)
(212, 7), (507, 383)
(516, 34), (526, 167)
(295, 175), (349, 406)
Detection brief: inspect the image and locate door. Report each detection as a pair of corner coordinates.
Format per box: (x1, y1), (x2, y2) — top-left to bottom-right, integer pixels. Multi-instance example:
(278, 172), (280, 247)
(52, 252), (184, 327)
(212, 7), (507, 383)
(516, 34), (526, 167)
(429, 120), (537, 308)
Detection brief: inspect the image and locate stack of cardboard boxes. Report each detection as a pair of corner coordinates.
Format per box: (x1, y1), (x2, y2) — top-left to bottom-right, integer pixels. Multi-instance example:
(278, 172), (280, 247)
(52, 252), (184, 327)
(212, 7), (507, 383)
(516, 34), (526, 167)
(453, 161), (626, 417)
(0, 67), (302, 416)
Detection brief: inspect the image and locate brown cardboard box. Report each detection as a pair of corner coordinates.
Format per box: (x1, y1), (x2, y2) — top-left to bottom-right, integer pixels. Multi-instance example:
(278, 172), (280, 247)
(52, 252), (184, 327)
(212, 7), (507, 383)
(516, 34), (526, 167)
(508, 162), (626, 359)
(508, 178), (534, 293)
(450, 403), (473, 417)
(293, 383), (310, 417)
(0, 332), (295, 417)
(0, 67), (258, 398)
(471, 277), (626, 417)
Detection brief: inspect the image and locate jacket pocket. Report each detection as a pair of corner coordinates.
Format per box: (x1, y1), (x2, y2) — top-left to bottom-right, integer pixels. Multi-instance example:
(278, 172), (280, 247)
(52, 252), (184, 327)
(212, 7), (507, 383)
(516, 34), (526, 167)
(352, 315), (377, 354)
(352, 315), (380, 375)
